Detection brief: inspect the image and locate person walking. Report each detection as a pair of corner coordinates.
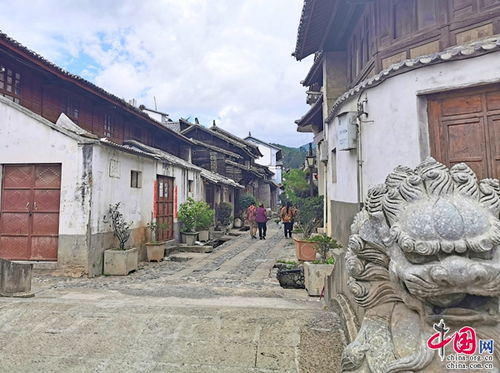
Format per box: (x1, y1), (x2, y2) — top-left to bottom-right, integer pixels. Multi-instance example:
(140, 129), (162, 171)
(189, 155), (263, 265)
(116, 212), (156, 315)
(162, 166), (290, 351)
(280, 202), (297, 238)
(255, 203), (268, 240)
(246, 202), (257, 239)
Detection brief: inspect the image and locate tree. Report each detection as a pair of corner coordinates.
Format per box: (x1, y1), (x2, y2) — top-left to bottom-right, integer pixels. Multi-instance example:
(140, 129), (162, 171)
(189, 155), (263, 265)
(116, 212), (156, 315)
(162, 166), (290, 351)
(282, 169), (309, 203)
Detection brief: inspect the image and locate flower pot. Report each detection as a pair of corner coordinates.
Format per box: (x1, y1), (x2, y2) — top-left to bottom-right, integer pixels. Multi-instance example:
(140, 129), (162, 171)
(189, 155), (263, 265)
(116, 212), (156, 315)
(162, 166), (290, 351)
(146, 242), (165, 262)
(276, 268), (305, 289)
(104, 247), (138, 276)
(303, 262), (335, 296)
(293, 238), (318, 261)
(181, 232), (199, 245)
(233, 218), (242, 228)
(198, 230), (210, 242)
(210, 229), (225, 240)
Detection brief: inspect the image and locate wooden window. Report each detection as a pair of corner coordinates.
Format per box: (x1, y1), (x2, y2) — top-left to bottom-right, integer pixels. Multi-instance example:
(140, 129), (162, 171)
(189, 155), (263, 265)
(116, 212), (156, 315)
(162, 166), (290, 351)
(130, 170), (142, 188)
(104, 114), (113, 138)
(417, 0), (437, 29)
(132, 126), (142, 141)
(0, 66), (21, 103)
(393, 0), (414, 39)
(62, 96), (80, 122)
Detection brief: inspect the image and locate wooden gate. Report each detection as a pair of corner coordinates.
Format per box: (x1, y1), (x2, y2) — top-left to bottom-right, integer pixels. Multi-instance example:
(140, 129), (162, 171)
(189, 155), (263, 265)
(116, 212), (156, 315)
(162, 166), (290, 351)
(0, 164), (61, 260)
(156, 176), (174, 241)
(428, 85), (500, 180)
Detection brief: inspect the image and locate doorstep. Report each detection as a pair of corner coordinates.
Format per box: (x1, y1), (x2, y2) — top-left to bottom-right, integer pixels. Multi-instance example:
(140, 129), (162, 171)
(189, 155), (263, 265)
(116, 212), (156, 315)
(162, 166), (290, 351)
(13, 261), (58, 270)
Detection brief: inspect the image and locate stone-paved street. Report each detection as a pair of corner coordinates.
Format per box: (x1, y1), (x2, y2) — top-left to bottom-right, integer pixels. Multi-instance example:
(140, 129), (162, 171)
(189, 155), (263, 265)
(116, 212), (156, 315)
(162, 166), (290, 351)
(0, 225), (345, 373)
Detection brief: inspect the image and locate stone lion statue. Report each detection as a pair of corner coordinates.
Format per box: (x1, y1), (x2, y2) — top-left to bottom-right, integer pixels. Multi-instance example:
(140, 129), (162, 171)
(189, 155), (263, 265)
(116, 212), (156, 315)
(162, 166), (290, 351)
(341, 158), (499, 372)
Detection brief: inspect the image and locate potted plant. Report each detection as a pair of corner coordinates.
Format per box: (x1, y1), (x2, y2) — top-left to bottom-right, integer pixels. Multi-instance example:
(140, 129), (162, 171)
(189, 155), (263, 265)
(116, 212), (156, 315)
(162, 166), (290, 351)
(303, 234), (340, 296)
(212, 202), (232, 239)
(103, 203), (138, 276)
(274, 260), (305, 289)
(194, 201), (215, 242)
(178, 198), (199, 245)
(293, 196), (324, 261)
(145, 220), (168, 262)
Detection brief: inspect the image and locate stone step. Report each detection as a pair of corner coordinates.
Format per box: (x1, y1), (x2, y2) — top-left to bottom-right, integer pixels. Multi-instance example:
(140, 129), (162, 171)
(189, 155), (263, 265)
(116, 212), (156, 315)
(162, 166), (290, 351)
(168, 244), (213, 255)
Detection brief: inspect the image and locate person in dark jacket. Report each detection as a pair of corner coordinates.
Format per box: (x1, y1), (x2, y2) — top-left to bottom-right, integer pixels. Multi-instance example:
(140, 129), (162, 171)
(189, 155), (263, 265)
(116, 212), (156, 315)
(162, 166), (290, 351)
(255, 203), (268, 240)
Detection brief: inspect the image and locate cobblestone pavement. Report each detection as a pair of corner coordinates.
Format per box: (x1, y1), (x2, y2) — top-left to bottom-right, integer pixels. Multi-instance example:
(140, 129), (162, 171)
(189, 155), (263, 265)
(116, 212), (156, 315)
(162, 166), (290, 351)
(0, 225), (345, 373)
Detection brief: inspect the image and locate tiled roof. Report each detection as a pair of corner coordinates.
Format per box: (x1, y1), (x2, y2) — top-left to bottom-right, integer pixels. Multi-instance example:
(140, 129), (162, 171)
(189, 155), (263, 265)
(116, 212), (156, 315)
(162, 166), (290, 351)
(295, 95), (323, 133)
(209, 125), (262, 155)
(182, 124), (257, 159)
(0, 30), (192, 145)
(326, 36), (500, 122)
(124, 140), (244, 189)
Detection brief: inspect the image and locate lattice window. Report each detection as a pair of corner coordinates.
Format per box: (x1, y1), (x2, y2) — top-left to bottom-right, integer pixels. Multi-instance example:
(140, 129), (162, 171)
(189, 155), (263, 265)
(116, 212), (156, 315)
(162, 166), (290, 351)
(62, 96), (80, 122)
(104, 114), (113, 138)
(0, 66), (21, 103)
(130, 170), (142, 188)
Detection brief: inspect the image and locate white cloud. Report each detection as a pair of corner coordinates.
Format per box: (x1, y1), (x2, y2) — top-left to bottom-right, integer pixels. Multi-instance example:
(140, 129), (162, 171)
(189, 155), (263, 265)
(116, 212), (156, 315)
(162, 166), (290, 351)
(0, 0), (313, 147)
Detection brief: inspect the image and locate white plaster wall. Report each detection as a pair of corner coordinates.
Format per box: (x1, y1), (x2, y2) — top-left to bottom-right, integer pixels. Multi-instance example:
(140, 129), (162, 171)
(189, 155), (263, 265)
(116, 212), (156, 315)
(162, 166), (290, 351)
(247, 139), (278, 167)
(327, 52), (500, 204)
(0, 99), (89, 236)
(91, 147), (204, 234)
(269, 165), (282, 184)
(90, 147), (156, 233)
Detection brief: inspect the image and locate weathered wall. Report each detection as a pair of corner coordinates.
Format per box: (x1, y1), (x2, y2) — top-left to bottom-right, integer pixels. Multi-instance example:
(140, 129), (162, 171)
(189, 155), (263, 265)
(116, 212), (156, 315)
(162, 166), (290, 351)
(89, 145), (203, 276)
(326, 51), (500, 238)
(0, 98), (93, 274)
(329, 200), (358, 247)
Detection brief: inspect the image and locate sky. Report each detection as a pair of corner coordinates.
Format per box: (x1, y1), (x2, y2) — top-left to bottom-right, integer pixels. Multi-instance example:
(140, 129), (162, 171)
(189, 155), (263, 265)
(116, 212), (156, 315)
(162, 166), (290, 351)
(0, 0), (313, 147)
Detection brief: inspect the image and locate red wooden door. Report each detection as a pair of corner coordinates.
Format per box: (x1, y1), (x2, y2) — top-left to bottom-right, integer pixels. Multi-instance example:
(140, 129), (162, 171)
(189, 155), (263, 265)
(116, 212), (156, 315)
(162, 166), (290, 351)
(0, 164), (61, 260)
(428, 85), (500, 179)
(156, 176), (174, 241)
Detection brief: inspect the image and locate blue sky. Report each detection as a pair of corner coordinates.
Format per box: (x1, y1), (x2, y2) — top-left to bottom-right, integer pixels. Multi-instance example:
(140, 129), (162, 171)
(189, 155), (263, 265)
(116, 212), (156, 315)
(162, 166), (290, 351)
(0, 0), (314, 147)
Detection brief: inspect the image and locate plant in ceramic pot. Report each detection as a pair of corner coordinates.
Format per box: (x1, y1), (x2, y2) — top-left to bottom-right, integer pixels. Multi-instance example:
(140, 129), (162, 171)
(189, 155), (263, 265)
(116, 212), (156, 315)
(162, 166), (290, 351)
(303, 234), (340, 296)
(212, 202), (232, 238)
(178, 198), (199, 245)
(103, 203), (138, 275)
(193, 201), (215, 242)
(145, 220), (168, 262)
(292, 196), (324, 261)
(275, 260), (305, 289)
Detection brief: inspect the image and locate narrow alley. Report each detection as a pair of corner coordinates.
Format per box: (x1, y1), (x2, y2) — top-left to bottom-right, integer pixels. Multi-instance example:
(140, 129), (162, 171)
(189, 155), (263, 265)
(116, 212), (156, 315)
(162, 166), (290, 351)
(0, 225), (344, 373)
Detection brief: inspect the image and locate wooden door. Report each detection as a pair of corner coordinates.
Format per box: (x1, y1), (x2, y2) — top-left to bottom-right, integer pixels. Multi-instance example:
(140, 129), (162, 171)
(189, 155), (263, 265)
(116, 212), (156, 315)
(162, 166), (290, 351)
(0, 164), (61, 260)
(428, 85), (500, 179)
(156, 176), (174, 241)
(205, 183), (215, 208)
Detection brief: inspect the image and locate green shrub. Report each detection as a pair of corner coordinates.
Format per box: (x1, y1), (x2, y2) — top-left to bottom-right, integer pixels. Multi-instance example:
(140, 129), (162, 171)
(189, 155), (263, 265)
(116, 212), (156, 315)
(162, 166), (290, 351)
(295, 196), (324, 239)
(178, 198), (197, 232)
(238, 194), (256, 211)
(146, 221), (169, 243)
(178, 198), (215, 233)
(309, 234), (341, 262)
(194, 201), (215, 231)
(103, 203), (132, 250)
(216, 202), (233, 227)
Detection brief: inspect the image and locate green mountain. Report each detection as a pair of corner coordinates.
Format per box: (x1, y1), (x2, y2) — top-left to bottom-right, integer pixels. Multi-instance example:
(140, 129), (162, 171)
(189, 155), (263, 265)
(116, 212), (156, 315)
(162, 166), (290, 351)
(271, 143), (308, 169)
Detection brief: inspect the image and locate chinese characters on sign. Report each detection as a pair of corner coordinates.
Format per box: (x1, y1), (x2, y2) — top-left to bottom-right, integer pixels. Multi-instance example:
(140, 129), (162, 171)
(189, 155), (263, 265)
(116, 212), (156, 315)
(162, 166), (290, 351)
(427, 319), (496, 370)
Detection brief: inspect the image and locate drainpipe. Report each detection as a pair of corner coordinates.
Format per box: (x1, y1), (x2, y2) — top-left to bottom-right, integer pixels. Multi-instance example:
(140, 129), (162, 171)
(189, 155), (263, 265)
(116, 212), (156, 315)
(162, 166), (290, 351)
(356, 95), (368, 211)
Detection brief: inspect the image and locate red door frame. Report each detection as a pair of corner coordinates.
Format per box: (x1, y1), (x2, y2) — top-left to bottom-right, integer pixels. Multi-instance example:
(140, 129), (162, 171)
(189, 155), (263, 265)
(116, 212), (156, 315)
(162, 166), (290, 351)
(0, 164), (61, 260)
(155, 175), (174, 241)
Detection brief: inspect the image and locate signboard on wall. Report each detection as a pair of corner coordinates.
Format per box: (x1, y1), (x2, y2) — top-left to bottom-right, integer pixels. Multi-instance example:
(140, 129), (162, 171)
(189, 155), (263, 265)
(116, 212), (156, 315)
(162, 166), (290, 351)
(337, 112), (357, 151)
